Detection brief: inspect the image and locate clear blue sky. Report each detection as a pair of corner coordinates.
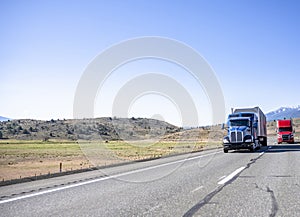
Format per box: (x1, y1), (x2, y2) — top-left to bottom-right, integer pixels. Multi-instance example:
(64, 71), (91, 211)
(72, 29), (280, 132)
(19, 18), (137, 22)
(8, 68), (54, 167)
(1, 0), (299, 126)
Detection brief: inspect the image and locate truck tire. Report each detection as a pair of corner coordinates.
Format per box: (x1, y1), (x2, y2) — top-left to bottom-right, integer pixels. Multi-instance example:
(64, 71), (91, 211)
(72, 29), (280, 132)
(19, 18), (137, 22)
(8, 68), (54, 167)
(262, 137), (267, 146)
(249, 144), (255, 152)
(223, 149), (228, 153)
(252, 140), (259, 150)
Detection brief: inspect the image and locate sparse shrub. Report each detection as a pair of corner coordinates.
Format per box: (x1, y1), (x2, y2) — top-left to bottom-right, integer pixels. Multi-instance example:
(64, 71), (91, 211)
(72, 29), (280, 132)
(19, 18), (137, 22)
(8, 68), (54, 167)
(101, 131), (108, 136)
(9, 128), (17, 134)
(43, 137), (49, 142)
(23, 129), (30, 134)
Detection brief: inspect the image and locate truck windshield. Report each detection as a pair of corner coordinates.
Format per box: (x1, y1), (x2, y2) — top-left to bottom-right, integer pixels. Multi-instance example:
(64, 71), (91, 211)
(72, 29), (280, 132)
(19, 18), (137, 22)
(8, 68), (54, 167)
(278, 127), (292, 132)
(229, 120), (249, 127)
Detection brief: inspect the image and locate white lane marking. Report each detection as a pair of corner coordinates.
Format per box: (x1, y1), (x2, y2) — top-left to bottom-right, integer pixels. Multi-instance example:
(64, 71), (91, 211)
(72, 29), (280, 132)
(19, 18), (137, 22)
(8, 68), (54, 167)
(218, 175), (226, 180)
(259, 152), (265, 156)
(0, 151), (222, 204)
(217, 167), (246, 185)
(191, 186), (204, 193)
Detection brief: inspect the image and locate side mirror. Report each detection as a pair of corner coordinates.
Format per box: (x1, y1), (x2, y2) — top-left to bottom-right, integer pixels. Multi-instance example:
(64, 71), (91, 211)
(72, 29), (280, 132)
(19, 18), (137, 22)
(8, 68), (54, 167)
(253, 122), (258, 128)
(221, 123), (228, 130)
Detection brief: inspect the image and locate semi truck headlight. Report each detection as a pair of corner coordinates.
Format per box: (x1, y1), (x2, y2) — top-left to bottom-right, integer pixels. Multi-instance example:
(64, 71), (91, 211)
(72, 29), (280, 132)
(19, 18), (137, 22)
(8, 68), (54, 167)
(223, 139), (229, 143)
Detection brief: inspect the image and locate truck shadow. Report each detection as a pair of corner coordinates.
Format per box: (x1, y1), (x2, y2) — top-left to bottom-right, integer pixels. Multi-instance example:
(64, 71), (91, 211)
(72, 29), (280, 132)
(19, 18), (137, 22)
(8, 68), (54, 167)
(266, 144), (300, 153)
(230, 144), (300, 153)
(230, 146), (269, 154)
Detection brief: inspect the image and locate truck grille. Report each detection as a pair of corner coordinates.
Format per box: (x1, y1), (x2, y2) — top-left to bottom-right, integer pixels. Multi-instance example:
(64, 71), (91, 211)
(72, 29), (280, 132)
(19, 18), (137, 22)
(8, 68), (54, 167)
(230, 131), (243, 143)
(282, 135), (290, 141)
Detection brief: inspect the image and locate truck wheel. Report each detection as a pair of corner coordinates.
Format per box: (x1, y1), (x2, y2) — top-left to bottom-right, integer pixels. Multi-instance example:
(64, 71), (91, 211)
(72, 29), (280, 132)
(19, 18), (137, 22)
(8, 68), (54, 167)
(223, 149), (228, 153)
(249, 144), (255, 152)
(256, 144), (260, 150)
(254, 140), (259, 150)
(262, 138), (267, 146)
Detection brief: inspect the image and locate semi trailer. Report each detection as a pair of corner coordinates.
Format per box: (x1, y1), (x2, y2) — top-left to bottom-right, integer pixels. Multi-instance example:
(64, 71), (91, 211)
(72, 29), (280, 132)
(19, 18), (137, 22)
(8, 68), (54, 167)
(223, 107), (267, 153)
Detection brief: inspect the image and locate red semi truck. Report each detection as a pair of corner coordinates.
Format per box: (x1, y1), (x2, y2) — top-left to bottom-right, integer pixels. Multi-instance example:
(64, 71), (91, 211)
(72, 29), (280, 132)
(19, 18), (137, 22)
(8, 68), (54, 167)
(276, 119), (294, 144)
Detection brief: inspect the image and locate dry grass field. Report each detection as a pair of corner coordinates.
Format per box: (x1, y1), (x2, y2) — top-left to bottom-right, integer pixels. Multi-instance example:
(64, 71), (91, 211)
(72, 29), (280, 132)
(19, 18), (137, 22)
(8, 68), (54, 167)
(0, 140), (89, 180)
(0, 138), (222, 181)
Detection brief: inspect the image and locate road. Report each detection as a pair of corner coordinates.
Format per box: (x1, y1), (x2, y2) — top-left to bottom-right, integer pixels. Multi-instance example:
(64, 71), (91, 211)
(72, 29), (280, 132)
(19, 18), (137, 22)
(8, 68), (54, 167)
(1, 142), (300, 216)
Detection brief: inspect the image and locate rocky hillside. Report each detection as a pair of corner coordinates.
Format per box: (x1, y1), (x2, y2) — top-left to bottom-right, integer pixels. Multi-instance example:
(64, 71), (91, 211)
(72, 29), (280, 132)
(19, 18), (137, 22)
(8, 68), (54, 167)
(0, 117), (180, 141)
(161, 125), (225, 142)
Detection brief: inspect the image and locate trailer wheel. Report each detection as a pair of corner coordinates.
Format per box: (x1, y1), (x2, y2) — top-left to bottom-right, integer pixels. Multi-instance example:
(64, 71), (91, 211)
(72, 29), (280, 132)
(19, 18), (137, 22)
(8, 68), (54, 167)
(260, 138), (266, 146)
(263, 138), (268, 146)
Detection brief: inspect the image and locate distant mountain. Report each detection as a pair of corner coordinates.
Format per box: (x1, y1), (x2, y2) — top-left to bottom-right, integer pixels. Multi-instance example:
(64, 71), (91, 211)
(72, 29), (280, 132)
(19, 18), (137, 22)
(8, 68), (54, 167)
(0, 116), (10, 122)
(266, 106), (300, 121)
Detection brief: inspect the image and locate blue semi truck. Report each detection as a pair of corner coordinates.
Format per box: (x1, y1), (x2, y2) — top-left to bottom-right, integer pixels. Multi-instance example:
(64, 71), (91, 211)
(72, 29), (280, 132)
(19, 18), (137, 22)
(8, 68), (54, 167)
(223, 107), (267, 153)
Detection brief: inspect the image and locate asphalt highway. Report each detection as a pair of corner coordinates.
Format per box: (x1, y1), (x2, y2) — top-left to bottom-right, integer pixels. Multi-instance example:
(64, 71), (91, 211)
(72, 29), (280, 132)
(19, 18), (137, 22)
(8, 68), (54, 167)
(1, 142), (300, 217)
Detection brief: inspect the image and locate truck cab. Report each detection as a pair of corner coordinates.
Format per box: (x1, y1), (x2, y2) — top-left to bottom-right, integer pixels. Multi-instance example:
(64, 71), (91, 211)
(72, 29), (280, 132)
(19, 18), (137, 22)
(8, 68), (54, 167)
(277, 119), (294, 144)
(223, 113), (260, 153)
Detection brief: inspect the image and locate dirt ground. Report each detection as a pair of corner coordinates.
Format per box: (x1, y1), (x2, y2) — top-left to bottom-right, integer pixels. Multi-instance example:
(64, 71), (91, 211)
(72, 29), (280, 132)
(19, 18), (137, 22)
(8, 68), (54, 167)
(0, 139), (221, 181)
